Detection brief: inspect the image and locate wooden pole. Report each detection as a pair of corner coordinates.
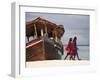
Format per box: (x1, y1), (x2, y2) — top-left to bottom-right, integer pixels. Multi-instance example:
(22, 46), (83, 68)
(54, 30), (58, 42)
(44, 24), (48, 36)
(34, 24), (37, 38)
(55, 32), (58, 42)
(41, 29), (44, 36)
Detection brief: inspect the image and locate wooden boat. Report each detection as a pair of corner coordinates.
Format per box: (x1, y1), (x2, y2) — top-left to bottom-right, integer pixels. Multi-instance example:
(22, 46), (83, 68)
(26, 17), (65, 61)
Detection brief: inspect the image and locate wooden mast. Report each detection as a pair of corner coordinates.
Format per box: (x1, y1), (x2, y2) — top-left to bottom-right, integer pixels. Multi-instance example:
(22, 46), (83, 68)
(34, 24), (38, 38)
(41, 28), (44, 36)
(44, 24), (48, 37)
(53, 28), (58, 42)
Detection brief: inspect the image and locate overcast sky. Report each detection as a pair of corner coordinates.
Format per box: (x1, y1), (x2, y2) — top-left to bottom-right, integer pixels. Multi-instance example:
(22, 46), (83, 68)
(26, 12), (89, 46)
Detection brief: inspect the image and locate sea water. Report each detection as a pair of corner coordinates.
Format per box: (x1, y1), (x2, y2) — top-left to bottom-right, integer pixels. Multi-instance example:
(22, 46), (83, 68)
(62, 46), (89, 60)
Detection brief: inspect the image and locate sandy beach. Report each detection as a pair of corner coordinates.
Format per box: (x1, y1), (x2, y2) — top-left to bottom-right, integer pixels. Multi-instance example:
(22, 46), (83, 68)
(26, 60), (89, 68)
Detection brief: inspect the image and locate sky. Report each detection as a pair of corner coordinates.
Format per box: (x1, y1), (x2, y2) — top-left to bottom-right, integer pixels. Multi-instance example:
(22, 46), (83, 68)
(26, 12), (89, 46)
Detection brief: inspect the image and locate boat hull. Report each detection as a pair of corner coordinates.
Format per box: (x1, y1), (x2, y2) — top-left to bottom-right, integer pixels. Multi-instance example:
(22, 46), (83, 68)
(26, 38), (61, 61)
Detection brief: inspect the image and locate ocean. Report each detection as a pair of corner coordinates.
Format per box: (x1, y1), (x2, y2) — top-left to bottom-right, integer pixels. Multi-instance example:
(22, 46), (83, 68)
(62, 46), (89, 60)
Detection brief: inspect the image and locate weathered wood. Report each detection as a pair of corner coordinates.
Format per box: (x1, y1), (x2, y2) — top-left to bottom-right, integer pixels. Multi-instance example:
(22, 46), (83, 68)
(26, 17), (65, 61)
(26, 38), (62, 61)
(26, 17), (65, 40)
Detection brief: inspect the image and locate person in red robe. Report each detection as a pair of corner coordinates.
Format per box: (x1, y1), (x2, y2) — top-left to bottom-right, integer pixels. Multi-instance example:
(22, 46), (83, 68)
(64, 38), (73, 60)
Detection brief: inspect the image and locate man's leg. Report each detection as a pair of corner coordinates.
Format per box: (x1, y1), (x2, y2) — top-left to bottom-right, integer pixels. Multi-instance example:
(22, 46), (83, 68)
(64, 53), (69, 60)
(76, 52), (80, 60)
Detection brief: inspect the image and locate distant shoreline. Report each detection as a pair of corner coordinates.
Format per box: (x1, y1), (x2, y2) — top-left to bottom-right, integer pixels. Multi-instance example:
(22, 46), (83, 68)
(63, 45), (89, 46)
